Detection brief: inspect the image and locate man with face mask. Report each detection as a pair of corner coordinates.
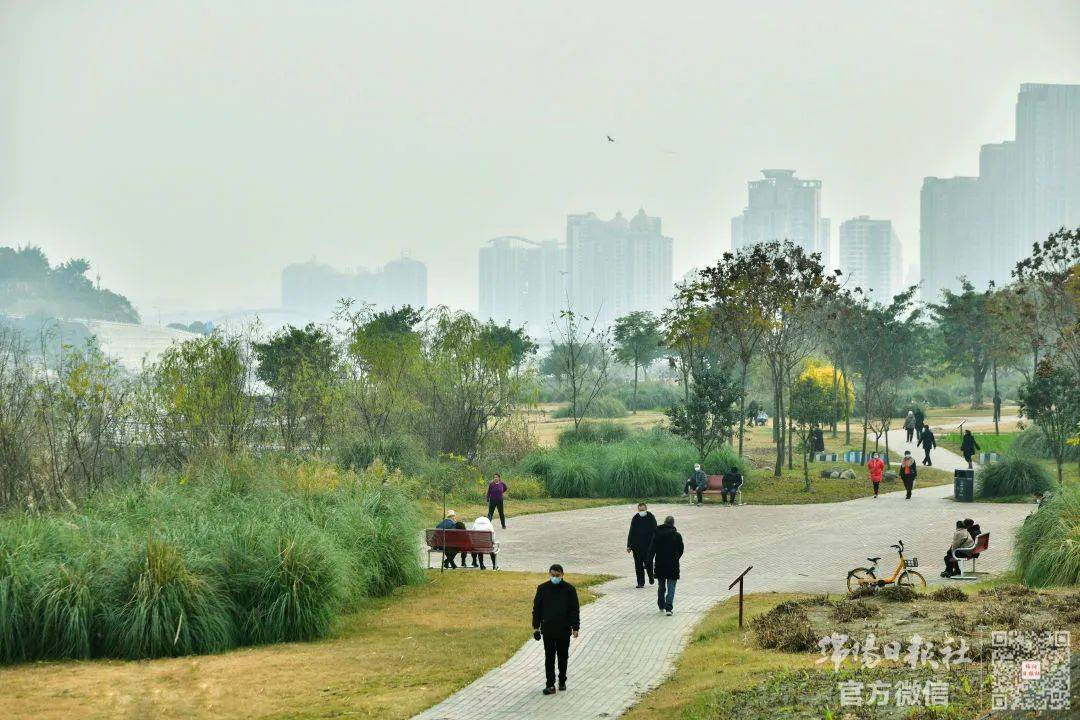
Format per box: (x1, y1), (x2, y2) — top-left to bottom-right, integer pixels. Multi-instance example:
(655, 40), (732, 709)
(532, 564), (580, 695)
(626, 502), (657, 588)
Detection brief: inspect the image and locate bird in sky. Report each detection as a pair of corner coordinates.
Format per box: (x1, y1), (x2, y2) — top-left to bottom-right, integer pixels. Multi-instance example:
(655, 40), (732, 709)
(606, 135), (615, 142)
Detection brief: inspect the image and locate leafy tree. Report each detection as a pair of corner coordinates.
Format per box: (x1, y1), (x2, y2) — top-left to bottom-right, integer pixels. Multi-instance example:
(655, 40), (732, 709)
(930, 279), (997, 407)
(790, 374), (833, 491)
(1019, 359), (1080, 489)
(479, 320), (538, 371)
(665, 364), (741, 464)
(612, 311), (664, 413)
(550, 308), (611, 432)
(0, 245), (139, 322)
(1013, 227), (1080, 378)
(253, 324), (339, 452)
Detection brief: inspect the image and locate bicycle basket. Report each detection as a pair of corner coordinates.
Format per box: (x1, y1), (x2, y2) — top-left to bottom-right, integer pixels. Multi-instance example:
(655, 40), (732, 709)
(904, 557), (919, 568)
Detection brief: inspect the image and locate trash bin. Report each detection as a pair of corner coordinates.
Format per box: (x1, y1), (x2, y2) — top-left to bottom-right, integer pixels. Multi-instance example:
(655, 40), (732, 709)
(954, 469), (974, 502)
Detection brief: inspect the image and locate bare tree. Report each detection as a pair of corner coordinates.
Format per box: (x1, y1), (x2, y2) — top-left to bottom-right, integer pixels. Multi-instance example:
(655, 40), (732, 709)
(551, 307), (611, 432)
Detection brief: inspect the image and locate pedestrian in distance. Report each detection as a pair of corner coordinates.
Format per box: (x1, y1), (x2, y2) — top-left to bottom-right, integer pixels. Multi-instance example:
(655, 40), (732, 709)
(649, 516), (684, 615)
(993, 392), (1002, 426)
(960, 429), (980, 469)
(626, 502), (657, 588)
(913, 407), (926, 438)
(903, 411), (916, 443)
(532, 564), (580, 695)
(686, 464), (708, 506)
(917, 426), (936, 466)
(811, 425), (825, 455)
(867, 451), (885, 499)
(486, 473), (508, 529)
(899, 451), (918, 499)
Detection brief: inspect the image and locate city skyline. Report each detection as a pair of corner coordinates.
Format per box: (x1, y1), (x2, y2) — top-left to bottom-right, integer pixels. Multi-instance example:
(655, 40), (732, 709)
(1, 2), (1078, 316)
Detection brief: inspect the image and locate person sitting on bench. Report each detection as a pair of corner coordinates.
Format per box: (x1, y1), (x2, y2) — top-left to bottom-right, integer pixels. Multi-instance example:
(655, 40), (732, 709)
(721, 469), (743, 505)
(436, 511), (459, 569)
(942, 520), (974, 578)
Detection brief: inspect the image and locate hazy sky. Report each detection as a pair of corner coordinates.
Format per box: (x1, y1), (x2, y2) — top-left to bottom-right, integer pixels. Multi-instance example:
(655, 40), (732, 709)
(2, 1), (1078, 318)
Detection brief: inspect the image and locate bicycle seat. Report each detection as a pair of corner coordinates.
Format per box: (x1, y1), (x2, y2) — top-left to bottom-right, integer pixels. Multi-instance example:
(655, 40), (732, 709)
(867, 557), (881, 563)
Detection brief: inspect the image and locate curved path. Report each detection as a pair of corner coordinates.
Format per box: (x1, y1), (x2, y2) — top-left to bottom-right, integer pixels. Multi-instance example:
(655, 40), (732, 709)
(414, 429), (1030, 720)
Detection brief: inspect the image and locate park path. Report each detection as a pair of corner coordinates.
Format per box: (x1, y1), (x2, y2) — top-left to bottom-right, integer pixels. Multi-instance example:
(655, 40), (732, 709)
(414, 429), (1027, 720)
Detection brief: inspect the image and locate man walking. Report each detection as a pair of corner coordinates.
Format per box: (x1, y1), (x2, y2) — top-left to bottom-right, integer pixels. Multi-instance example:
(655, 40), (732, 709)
(917, 426), (936, 466)
(486, 473), (508, 529)
(960, 429), (980, 469)
(532, 564), (580, 695)
(626, 502), (657, 588)
(649, 516), (684, 616)
(913, 407), (926, 438)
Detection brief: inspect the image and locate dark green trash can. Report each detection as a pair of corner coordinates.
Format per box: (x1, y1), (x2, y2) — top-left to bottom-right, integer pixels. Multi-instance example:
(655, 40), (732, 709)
(954, 469), (974, 502)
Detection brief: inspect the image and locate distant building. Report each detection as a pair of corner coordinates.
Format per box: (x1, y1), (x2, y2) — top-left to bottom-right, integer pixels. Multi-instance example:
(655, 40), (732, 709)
(478, 237), (565, 338)
(565, 209), (673, 329)
(838, 216), (902, 304)
(731, 169), (831, 266)
(920, 83), (1080, 302)
(281, 255), (427, 320)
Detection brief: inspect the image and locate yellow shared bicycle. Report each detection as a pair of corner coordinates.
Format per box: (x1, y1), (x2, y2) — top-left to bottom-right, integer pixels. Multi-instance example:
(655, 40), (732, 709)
(846, 539), (927, 593)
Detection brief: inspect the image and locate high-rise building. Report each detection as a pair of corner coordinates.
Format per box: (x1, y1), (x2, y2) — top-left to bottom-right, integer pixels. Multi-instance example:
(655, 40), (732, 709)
(920, 83), (1080, 301)
(919, 177), (983, 303)
(281, 255), (427, 320)
(838, 216), (902, 304)
(565, 209), (673, 329)
(477, 237), (565, 338)
(731, 169), (831, 264)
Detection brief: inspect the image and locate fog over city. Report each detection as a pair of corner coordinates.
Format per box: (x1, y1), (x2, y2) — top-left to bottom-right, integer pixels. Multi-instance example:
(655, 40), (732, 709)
(1, 1), (1078, 319)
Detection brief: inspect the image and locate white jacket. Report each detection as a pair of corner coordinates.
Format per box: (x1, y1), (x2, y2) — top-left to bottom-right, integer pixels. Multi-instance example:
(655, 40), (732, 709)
(472, 516), (495, 533)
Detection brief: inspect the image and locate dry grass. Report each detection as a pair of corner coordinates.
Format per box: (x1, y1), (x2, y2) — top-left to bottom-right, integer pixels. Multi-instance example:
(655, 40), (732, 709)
(521, 404), (668, 448)
(0, 570), (607, 720)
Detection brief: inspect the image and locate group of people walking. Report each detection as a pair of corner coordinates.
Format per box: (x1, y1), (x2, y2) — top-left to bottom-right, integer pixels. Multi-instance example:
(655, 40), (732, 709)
(626, 503), (684, 614)
(866, 450), (919, 499)
(903, 410), (938, 466)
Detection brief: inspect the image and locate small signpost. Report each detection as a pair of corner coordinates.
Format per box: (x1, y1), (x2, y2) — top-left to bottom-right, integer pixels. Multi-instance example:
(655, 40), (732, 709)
(728, 565), (754, 629)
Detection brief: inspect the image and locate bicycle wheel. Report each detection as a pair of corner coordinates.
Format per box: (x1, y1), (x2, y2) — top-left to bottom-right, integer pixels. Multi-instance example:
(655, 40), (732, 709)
(847, 568), (875, 593)
(897, 570), (926, 589)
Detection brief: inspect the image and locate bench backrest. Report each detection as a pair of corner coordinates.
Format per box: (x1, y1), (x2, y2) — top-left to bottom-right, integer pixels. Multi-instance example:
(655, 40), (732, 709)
(706, 475), (724, 490)
(425, 528), (496, 552)
(972, 532), (990, 554)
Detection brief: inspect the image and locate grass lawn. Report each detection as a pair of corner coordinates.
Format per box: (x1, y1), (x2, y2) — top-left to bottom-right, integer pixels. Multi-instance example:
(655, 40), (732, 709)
(523, 404), (668, 448)
(0, 570), (608, 720)
(625, 577), (1079, 720)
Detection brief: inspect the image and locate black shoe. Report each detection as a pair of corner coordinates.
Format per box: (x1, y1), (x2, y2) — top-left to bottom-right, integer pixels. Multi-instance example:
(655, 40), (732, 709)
(648, 578), (655, 585)
(558, 682), (566, 691)
(636, 584), (645, 589)
(542, 687), (557, 695)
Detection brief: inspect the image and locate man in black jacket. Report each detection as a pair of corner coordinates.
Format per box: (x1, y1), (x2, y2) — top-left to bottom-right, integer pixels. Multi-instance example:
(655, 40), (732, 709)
(532, 564), (580, 695)
(918, 426), (936, 466)
(626, 503), (657, 588)
(648, 516), (685, 616)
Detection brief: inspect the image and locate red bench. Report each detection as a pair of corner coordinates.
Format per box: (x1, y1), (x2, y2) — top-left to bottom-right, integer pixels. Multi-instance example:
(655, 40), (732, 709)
(696, 474), (743, 505)
(951, 532), (989, 580)
(424, 529), (500, 569)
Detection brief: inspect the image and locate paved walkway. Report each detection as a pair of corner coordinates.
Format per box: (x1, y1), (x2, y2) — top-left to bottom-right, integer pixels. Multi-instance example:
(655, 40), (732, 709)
(414, 429), (1030, 720)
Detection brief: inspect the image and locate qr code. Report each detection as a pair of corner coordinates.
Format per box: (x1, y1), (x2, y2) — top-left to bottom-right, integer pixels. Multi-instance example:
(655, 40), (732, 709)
(991, 629), (1071, 711)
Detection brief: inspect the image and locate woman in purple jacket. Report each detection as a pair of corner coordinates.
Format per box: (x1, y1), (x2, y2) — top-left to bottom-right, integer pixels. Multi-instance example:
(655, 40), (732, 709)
(486, 474), (508, 529)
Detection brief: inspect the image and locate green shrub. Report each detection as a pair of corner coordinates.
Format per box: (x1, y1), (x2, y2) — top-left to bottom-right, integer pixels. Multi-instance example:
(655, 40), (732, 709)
(551, 396), (629, 419)
(557, 421), (629, 447)
(1013, 425), (1080, 461)
(976, 457), (1053, 498)
(602, 444), (675, 497)
(547, 450), (601, 497)
(335, 433), (424, 474)
(1015, 485), (1080, 587)
(613, 382), (682, 411)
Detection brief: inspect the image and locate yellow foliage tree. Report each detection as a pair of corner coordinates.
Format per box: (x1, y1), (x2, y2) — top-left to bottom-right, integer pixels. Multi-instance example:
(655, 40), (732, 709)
(799, 360), (854, 419)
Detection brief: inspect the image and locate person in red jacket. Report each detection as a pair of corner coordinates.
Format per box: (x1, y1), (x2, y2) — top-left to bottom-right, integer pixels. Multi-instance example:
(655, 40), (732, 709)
(867, 451), (885, 499)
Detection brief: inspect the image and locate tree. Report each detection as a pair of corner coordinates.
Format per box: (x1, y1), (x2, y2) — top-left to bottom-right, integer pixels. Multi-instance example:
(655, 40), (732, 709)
(479, 320), (538, 371)
(253, 323), (339, 452)
(930, 279), (996, 407)
(665, 364), (741, 463)
(845, 287), (921, 460)
(790, 374), (833, 491)
(1018, 359), (1080, 489)
(691, 252), (772, 455)
(612, 311), (664, 413)
(551, 308), (611, 432)
(983, 288), (1028, 434)
(1013, 227), (1080, 378)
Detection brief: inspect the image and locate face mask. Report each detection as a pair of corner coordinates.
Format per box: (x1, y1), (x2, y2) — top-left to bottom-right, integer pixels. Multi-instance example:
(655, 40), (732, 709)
(550, 576), (562, 584)
(637, 510), (647, 517)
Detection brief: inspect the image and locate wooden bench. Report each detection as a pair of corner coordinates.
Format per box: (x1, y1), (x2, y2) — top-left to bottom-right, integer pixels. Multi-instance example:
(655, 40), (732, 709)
(951, 532), (989, 580)
(698, 474), (743, 505)
(424, 529), (500, 569)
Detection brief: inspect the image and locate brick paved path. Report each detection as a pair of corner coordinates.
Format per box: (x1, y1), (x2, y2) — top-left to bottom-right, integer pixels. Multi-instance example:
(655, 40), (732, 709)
(414, 429), (1029, 720)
